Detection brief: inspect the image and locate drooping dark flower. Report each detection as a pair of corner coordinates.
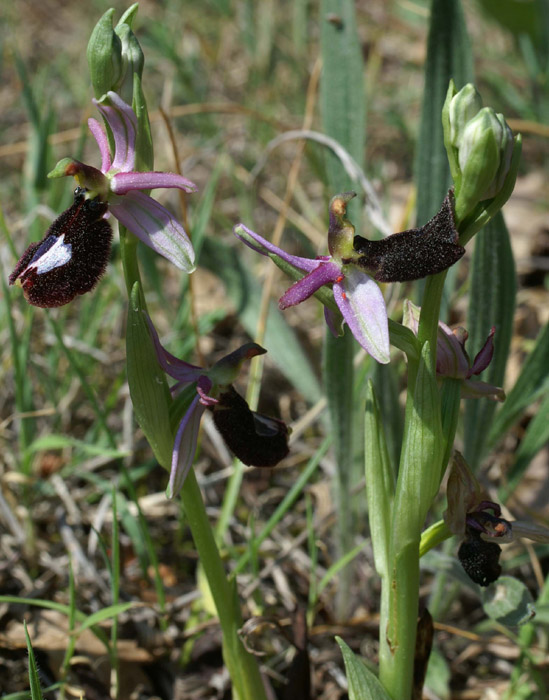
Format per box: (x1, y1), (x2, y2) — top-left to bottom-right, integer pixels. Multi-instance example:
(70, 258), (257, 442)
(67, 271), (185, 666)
(444, 453), (549, 586)
(9, 187), (112, 307)
(146, 315), (289, 498)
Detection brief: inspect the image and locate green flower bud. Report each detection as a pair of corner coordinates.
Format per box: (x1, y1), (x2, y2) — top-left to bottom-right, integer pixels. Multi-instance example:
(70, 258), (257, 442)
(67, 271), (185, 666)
(87, 8), (123, 99)
(114, 24), (145, 104)
(455, 107), (514, 219)
(114, 4), (144, 105)
(448, 83), (483, 148)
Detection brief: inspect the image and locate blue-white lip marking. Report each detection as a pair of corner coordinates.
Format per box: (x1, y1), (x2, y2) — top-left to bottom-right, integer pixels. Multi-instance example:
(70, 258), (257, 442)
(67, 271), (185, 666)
(27, 234), (72, 275)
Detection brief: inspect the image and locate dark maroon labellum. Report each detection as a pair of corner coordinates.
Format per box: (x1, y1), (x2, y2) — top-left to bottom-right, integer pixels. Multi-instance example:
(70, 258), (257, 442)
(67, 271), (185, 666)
(458, 530), (502, 587)
(9, 187), (113, 307)
(211, 386), (289, 467)
(351, 190), (465, 282)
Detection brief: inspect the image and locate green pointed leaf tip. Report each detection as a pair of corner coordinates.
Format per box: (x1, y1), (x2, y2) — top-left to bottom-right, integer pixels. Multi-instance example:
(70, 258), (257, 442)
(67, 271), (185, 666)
(481, 576), (536, 627)
(337, 637), (392, 700)
(126, 282), (173, 468)
(87, 8), (123, 99)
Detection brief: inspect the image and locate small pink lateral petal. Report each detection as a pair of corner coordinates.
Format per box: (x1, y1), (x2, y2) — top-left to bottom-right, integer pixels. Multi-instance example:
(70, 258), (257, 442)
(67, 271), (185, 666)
(88, 118), (111, 173)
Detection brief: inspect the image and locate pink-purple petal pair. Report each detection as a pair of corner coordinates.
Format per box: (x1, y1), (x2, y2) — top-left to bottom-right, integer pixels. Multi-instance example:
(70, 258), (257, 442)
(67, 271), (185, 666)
(234, 207), (391, 365)
(146, 315), (289, 498)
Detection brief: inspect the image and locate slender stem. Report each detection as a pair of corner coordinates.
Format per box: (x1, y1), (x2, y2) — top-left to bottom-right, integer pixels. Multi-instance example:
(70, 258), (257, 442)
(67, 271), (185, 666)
(379, 270), (447, 699)
(181, 469), (268, 700)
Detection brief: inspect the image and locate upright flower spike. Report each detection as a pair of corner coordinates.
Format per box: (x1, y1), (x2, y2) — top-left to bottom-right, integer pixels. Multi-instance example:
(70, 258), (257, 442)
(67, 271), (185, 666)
(235, 192), (391, 364)
(48, 91), (197, 273)
(403, 300), (505, 401)
(145, 316), (289, 498)
(444, 453), (549, 586)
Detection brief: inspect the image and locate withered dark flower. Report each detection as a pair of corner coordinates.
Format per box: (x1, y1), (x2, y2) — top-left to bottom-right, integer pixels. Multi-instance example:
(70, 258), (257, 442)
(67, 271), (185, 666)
(445, 453), (549, 587)
(9, 187), (112, 308)
(352, 190), (465, 282)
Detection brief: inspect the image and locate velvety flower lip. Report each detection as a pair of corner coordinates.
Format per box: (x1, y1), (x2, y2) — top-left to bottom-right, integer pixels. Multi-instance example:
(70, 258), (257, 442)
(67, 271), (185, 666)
(48, 91), (197, 273)
(403, 300), (504, 401)
(145, 314), (289, 498)
(234, 193), (391, 365)
(9, 187), (113, 308)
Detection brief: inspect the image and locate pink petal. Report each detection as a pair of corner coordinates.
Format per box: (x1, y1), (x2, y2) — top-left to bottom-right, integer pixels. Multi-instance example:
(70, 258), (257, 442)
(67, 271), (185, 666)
(144, 312), (203, 382)
(94, 92), (137, 172)
(167, 396), (207, 498)
(88, 118), (111, 173)
(279, 261), (341, 309)
(110, 190), (195, 272)
(333, 267), (390, 363)
(234, 224), (325, 273)
(111, 171), (198, 195)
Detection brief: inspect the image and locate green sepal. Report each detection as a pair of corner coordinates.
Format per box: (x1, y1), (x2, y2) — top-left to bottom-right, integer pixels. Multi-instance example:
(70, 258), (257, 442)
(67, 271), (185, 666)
(87, 8), (123, 100)
(458, 134), (522, 244)
(126, 282), (173, 469)
(115, 4), (144, 106)
(132, 73), (154, 172)
(441, 80), (460, 183)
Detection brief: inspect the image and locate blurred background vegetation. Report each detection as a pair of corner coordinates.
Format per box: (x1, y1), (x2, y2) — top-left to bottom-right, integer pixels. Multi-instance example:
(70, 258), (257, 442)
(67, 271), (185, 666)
(0, 1), (548, 698)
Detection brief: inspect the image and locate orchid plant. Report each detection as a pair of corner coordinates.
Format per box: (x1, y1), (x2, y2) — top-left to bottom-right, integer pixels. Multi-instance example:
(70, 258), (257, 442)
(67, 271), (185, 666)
(8, 3), (547, 700)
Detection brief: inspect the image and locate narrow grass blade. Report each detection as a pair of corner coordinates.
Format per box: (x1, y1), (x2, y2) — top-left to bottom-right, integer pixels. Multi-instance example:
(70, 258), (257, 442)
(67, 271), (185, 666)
(23, 622), (44, 700)
(488, 321), (549, 447)
(364, 380), (394, 578)
(464, 212), (516, 469)
(499, 391), (549, 502)
(415, 0), (473, 316)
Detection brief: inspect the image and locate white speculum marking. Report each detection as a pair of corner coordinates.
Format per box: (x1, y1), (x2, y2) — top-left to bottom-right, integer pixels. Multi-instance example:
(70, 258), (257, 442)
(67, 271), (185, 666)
(28, 235), (72, 274)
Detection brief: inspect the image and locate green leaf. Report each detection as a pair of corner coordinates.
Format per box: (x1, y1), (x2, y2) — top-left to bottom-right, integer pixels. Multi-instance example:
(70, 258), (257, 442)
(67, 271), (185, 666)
(364, 380), (394, 578)
(415, 0), (473, 316)
(200, 237), (322, 404)
(464, 212), (516, 470)
(393, 341), (443, 547)
(416, 0), (473, 223)
(489, 321), (549, 448)
(425, 646), (451, 700)
(24, 622), (44, 700)
(337, 637), (392, 700)
(320, 0), (365, 221)
(126, 282), (173, 469)
(481, 576), (536, 627)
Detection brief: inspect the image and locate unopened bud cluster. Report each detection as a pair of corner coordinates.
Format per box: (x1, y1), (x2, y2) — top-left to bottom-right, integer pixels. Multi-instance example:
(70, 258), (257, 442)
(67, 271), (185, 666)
(87, 4), (144, 103)
(443, 82), (515, 221)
